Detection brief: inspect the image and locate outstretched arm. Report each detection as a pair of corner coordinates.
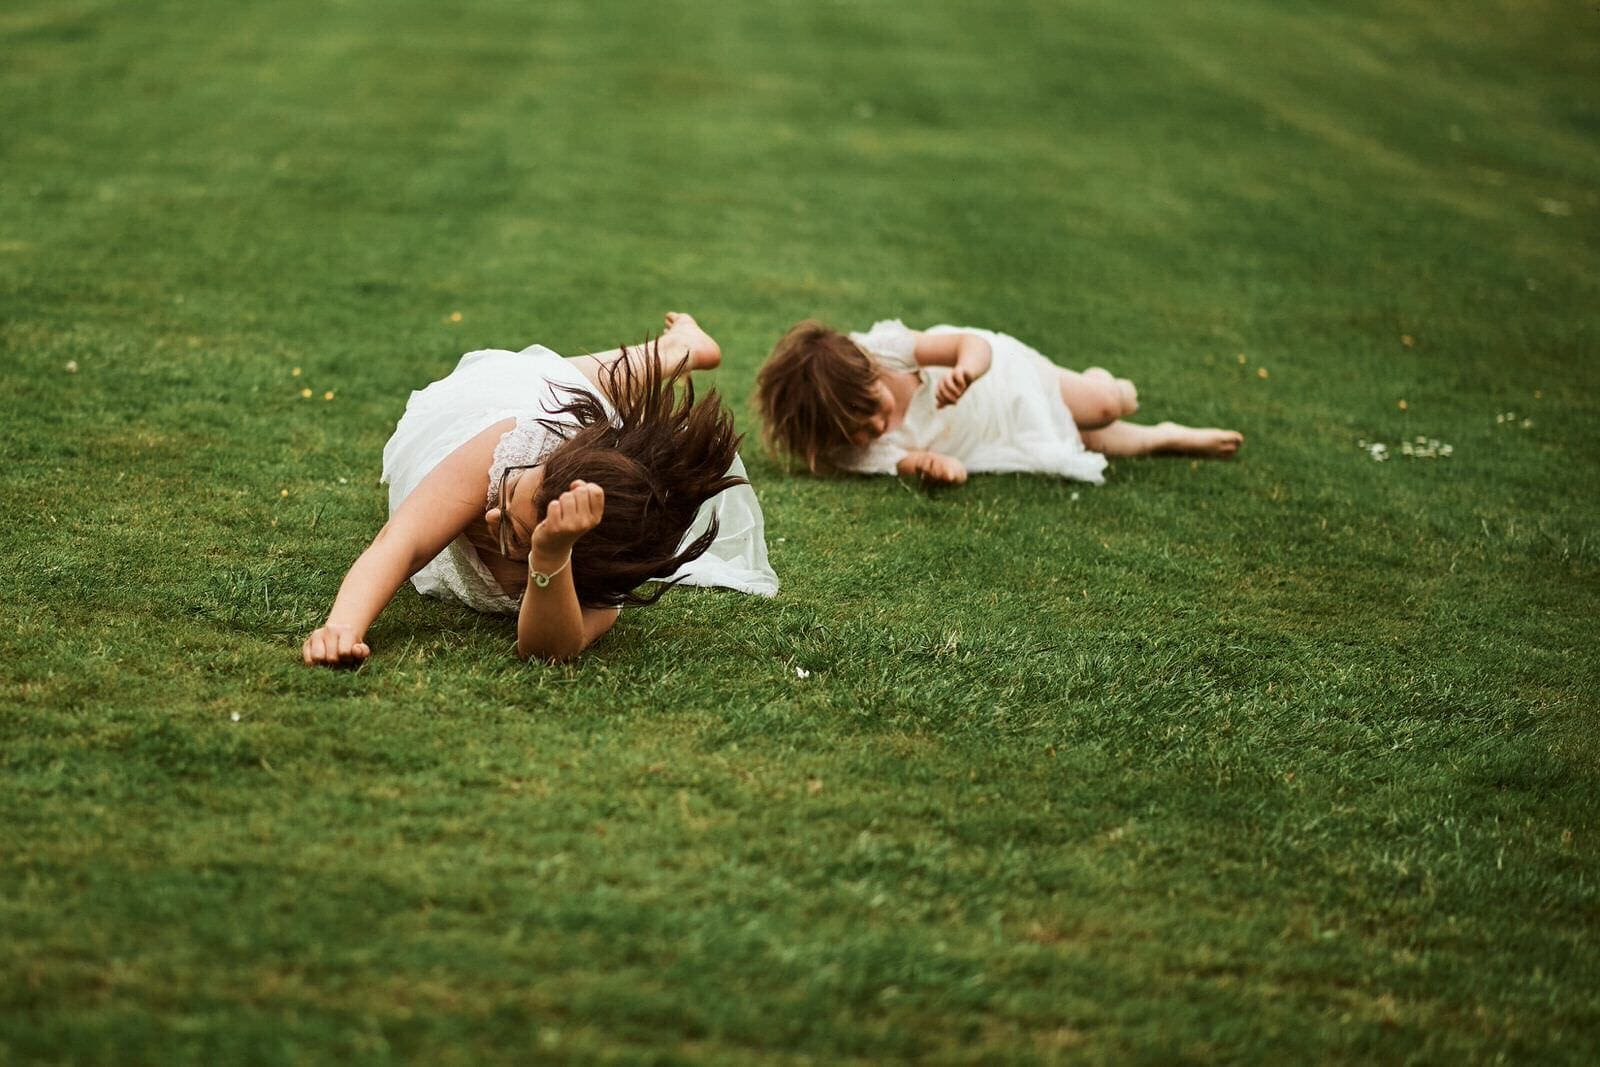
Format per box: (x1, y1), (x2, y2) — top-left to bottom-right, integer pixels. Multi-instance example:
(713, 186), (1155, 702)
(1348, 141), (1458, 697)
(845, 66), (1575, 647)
(516, 480), (619, 662)
(301, 419), (512, 667)
(911, 331), (993, 408)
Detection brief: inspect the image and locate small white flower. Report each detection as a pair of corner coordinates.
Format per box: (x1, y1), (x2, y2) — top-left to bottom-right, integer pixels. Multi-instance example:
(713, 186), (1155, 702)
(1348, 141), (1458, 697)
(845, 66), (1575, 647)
(230, 712), (241, 722)
(1070, 492), (1080, 501)
(794, 667), (810, 679)
(64, 360), (78, 374)
(1522, 418), (1533, 429)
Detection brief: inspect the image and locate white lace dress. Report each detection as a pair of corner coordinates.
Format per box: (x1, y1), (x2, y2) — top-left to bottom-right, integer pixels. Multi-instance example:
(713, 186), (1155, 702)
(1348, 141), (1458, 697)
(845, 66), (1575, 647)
(838, 320), (1109, 484)
(381, 344), (779, 614)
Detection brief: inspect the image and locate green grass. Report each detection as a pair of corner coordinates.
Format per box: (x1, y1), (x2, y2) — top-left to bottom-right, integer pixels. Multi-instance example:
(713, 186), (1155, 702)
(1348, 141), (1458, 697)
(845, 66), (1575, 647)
(3, 0), (1597, 1062)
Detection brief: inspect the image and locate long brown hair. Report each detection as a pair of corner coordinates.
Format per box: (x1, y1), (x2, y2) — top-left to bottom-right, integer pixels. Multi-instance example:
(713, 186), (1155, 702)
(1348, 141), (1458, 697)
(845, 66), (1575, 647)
(755, 319), (879, 471)
(535, 342), (744, 608)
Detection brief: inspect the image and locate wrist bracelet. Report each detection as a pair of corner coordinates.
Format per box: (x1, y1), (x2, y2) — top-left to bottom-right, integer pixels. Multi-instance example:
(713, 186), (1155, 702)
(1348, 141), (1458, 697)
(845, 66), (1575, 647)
(529, 552), (572, 589)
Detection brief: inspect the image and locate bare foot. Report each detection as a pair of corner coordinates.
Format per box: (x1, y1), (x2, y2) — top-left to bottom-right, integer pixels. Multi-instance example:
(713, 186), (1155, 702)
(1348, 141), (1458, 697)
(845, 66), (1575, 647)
(663, 311), (721, 371)
(1159, 422), (1243, 458)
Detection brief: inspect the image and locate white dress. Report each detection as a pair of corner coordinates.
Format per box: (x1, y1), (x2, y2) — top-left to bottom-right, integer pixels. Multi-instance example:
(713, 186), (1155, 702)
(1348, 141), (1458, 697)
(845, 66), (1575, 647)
(838, 320), (1109, 484)
(381, 344), (779, 614)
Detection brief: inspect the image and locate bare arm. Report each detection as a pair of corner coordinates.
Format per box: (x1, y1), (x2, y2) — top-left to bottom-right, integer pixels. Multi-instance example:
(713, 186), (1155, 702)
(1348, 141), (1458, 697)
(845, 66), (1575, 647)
(515, 480), (619, 662)
(302, 419), (514, 666)
(895, 450), (968, 485)
(911, 331), (993, 408)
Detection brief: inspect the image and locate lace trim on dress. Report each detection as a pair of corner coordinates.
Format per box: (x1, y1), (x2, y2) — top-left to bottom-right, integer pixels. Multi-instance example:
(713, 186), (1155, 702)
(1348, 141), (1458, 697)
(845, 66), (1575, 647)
(486, 417), (559, 508)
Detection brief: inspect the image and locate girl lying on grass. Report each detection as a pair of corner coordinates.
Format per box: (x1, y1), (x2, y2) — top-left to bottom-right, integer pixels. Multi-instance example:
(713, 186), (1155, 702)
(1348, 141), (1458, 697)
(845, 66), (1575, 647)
(303, 313), (777, 667)
(755, 318), (1243, 483)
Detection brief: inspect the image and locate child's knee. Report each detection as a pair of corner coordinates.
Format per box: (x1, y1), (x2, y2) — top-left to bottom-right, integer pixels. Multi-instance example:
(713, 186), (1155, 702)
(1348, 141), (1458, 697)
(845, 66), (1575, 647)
(1079, 368), (1137, 419)
(1116, 377), (1138, 416)
(1083, 380), (1133, 426)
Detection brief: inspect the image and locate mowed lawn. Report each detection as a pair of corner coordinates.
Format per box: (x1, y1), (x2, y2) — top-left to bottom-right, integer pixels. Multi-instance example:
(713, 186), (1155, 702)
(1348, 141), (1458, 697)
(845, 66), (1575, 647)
(3, 0), (1597, 1062)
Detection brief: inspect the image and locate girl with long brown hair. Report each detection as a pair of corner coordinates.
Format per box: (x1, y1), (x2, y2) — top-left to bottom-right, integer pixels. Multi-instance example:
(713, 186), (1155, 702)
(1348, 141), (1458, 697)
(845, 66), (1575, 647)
(302, 313), (776, 665)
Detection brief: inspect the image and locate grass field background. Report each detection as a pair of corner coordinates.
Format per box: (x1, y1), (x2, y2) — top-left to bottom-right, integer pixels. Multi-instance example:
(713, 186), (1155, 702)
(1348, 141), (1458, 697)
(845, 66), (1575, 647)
(3, 0), (1597, 1061)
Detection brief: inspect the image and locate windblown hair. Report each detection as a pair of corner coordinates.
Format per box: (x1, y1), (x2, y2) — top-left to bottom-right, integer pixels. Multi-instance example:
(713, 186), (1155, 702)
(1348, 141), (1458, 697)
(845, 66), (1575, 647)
(535, 342), (744, 608)
(755, 319), (880, 472)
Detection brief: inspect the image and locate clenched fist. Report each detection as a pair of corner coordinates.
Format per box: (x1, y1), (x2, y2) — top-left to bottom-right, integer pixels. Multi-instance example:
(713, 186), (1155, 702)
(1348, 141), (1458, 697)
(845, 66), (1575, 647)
(935, 368), (974, 408)
(302, 623), (370, 667)
(533, 480), (605, 556)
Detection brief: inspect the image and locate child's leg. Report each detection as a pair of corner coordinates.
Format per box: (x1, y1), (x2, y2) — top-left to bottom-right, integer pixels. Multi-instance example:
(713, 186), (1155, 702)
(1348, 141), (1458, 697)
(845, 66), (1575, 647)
(1080, 420), (1243, 458)
(569, 312), (722, 389)
(1058, 367), (1139, 430)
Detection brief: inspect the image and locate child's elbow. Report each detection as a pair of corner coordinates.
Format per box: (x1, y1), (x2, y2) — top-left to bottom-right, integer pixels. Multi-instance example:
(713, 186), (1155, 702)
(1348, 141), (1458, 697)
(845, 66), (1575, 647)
(517, 639), (585, 664)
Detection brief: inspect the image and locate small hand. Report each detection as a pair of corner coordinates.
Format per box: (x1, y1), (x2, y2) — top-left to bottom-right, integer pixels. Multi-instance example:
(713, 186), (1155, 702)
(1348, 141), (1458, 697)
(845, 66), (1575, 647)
(917, 454), (967, 485)
(935, 368), (973, 408)
(302, 624), (371, 667)
(532, 480), (605, 556)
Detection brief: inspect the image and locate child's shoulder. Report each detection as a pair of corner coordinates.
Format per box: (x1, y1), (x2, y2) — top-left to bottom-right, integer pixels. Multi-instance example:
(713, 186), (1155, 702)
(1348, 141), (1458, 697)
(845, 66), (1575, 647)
(852, 317), (916, 338)
(849, 318), (918, 367)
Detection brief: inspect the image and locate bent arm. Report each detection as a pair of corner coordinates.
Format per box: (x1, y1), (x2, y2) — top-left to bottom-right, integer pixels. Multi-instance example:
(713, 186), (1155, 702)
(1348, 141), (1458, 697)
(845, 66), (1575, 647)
(515, 479), (617, 662)
(515, 542), (619, 662)
(912, 331), (992, 378)
(912, 331), (991, 409)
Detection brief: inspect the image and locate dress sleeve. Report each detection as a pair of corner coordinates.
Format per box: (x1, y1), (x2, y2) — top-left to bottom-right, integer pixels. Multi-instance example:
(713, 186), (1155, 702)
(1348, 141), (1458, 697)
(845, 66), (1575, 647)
(835, 438), (908, 475)
(848, 319), (919, 373)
